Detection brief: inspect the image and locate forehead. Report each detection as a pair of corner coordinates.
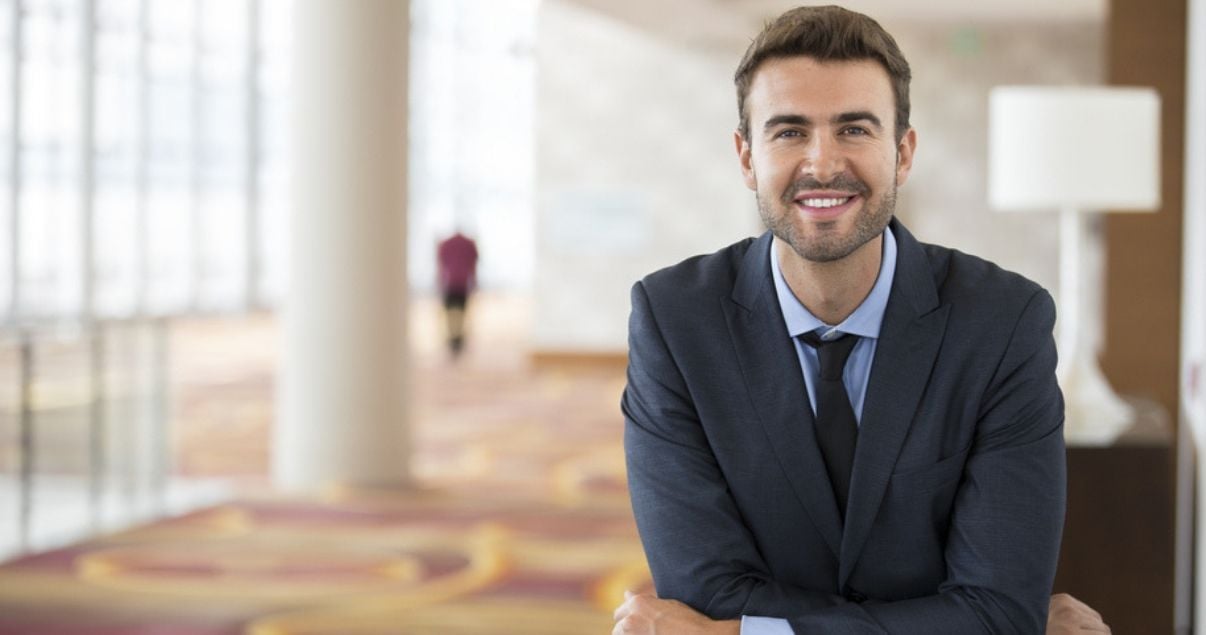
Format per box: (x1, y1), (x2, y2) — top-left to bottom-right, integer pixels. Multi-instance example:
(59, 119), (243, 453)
(746, 56), (895, 124)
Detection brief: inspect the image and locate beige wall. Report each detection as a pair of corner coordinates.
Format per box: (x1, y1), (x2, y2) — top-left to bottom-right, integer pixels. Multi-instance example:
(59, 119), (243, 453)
(533, 5), (1103, 352)
(892, 21), (1103, 294)
(533, 0), (756, 352)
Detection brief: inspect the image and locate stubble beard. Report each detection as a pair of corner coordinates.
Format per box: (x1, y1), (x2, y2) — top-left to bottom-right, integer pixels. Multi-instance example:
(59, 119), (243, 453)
(758, 178), (897, 264)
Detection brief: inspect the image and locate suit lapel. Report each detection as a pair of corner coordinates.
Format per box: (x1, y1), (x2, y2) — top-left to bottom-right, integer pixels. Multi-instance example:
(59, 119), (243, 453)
(724, 232), (843, 559)
(838, 220), (950, 587)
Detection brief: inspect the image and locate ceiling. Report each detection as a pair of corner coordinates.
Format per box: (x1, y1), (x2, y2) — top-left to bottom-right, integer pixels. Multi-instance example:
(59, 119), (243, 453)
(561, 0), (1107, 50)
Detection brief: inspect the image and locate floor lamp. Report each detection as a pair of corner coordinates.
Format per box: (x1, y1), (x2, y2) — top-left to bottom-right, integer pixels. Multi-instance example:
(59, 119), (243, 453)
(988, 86), (1161, 445)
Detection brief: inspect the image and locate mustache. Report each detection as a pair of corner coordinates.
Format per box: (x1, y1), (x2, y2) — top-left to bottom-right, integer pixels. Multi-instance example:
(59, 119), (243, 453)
(782, 175), (871, 202)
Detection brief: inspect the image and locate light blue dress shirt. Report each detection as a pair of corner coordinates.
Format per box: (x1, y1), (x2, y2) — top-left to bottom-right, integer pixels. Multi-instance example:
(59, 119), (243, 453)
(742, 226), (897, 635)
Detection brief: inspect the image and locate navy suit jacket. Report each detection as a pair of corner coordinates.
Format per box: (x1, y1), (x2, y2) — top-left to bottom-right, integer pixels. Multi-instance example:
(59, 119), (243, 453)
(622, 219), (1066, 634)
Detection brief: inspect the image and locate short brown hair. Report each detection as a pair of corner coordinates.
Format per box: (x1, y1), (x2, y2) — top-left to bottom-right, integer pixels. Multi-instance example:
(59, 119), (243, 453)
(734, 5), (912, 142)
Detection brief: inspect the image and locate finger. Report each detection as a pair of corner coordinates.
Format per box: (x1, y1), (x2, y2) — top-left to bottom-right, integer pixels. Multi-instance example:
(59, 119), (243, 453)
(1056, 593), (1103, 621)
(1073, 607), (1104, 622)
(1050, 604), (1101, 624)
(625, 589), (635, 600)
(613, 597), (633, 622)
(1068, 599), (1103, 622)
(614, 615), (650, 635)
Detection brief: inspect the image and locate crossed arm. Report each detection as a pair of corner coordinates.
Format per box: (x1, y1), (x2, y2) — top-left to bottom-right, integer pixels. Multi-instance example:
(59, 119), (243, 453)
(611, 592), (1111, 634)
(621, 283), (1067, 634)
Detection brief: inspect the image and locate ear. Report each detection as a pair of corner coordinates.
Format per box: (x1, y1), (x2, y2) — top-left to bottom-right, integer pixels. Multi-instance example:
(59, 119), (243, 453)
(894, 127), (917, 187)
(734, 130), (757, 191)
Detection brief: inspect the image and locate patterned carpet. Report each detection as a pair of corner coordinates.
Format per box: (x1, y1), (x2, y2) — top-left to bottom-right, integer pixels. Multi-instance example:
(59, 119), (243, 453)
(0, 294), (652, 634)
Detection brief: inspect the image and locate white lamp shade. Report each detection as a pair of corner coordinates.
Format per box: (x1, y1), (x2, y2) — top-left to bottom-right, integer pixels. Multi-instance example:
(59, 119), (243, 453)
(988, 86), (1161, 212)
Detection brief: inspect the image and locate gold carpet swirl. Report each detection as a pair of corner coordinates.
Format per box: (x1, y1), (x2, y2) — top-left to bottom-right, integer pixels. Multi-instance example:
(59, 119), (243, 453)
(0, 295), (654, 634)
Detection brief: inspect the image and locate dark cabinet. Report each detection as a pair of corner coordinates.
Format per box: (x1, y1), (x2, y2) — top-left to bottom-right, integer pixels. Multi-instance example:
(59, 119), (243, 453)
(1053, 401), (1174, 635)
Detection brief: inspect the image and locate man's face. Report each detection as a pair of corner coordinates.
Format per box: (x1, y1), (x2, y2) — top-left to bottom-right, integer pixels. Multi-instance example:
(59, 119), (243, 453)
(735, 56), (916, 264)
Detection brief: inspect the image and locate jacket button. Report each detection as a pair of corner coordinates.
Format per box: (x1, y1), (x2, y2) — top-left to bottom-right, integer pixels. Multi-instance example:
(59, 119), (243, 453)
(845, 590), (867, 603)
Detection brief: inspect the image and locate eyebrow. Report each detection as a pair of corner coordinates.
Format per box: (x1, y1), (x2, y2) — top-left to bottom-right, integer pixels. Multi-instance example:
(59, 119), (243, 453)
(762, 111), (884, 131)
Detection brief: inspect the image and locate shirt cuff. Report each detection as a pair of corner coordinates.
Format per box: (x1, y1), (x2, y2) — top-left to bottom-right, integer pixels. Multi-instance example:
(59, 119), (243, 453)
(741, 615), (794, 635)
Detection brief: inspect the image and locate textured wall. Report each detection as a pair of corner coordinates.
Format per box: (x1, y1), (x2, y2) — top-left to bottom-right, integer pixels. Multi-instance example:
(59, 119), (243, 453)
(533, 1), (756, 351)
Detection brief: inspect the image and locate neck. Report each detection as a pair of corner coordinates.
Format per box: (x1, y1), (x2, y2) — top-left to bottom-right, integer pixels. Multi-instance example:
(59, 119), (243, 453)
(777, 234), (883, 326)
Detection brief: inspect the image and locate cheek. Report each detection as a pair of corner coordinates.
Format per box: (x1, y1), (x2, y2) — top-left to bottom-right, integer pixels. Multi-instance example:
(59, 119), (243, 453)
(866, 155), (901, 187)
(752, 156), (793, 189)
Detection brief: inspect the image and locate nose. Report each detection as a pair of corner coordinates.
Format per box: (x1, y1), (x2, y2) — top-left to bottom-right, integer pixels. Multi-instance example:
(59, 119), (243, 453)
(800, 134), (843, 182)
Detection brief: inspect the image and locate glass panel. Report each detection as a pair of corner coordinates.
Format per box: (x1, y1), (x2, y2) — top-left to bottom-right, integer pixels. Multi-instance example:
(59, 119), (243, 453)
(257, 0), (289, 306)
(0, 0), (286, 561)
(27, 330), (92, 553)
(20, 0), (85, 319)
(0, 333), (19, 558)
(93, 0), (141, 318)
(143, 0), (194, 315)
(196, 0), (248, 311)
(0, 0), (13, 320)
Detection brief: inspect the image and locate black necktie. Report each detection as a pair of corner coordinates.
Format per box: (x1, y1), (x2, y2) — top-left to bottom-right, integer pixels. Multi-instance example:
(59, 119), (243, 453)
(799, 331), (859, 518)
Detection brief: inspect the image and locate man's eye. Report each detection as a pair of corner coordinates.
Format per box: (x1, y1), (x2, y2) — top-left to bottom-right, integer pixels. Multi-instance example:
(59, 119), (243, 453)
(842, 126), (869, 136)
(774, 129), (803, 139)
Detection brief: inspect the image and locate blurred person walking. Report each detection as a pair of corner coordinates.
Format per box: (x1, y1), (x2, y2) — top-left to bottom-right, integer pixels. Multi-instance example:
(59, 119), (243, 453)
(437, 230), (479, 356)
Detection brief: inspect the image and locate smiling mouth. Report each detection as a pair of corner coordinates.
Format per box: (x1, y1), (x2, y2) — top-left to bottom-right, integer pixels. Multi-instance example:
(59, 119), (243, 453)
(798, 196), (853, 208)
(793, 194), (859, 218)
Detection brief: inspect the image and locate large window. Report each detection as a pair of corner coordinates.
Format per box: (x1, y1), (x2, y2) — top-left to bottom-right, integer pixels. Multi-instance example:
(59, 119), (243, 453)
(0, 0), (539, 559)
(0, 0), (291, 559)
(0, 0), (290, 324)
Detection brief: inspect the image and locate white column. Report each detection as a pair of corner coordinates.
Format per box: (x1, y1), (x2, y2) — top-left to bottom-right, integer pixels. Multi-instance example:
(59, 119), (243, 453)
(277, 0), (410, 489)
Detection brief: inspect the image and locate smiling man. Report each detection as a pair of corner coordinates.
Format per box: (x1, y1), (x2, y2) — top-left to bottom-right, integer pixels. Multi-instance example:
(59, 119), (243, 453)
(615, 6), (1079, 635)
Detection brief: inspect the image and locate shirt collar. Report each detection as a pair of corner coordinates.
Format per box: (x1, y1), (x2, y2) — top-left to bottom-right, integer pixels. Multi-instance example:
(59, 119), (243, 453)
(770, 224), (897, 340)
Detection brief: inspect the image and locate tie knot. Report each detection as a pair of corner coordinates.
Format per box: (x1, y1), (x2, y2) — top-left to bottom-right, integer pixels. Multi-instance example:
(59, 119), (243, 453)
(799, 331), (858, 380)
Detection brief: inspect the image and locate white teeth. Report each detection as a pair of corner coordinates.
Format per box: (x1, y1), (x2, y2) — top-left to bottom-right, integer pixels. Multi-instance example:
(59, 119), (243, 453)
(800, 196), (851, 208)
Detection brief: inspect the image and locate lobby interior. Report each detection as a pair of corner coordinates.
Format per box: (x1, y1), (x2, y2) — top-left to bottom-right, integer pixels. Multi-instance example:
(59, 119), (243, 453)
(1, 0), (1204, 633)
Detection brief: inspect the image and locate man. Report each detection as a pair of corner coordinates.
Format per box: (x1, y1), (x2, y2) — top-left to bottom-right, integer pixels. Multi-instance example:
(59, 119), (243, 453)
(615, 6), (1108, 634)
(437, 230), (479, 356)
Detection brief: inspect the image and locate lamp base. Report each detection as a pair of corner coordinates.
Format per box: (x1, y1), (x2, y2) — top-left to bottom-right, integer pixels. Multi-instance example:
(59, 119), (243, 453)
(1060, 357), (1133, 446)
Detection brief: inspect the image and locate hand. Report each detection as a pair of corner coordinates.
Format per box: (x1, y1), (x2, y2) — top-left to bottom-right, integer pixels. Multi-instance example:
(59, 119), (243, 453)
(613, 590), (740, 635)
(1047, 593), (1110, 634)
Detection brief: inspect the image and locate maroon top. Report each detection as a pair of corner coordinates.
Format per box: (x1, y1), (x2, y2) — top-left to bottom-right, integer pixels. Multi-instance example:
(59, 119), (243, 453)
(437, 233), (479, 294)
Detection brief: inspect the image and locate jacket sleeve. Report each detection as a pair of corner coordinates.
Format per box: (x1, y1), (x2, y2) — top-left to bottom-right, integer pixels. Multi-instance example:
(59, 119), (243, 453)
(623, 280), (848, 619)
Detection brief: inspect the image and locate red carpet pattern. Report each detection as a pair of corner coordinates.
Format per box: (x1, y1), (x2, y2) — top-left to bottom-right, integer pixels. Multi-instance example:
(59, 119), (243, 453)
(0, 295), (654, 634)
